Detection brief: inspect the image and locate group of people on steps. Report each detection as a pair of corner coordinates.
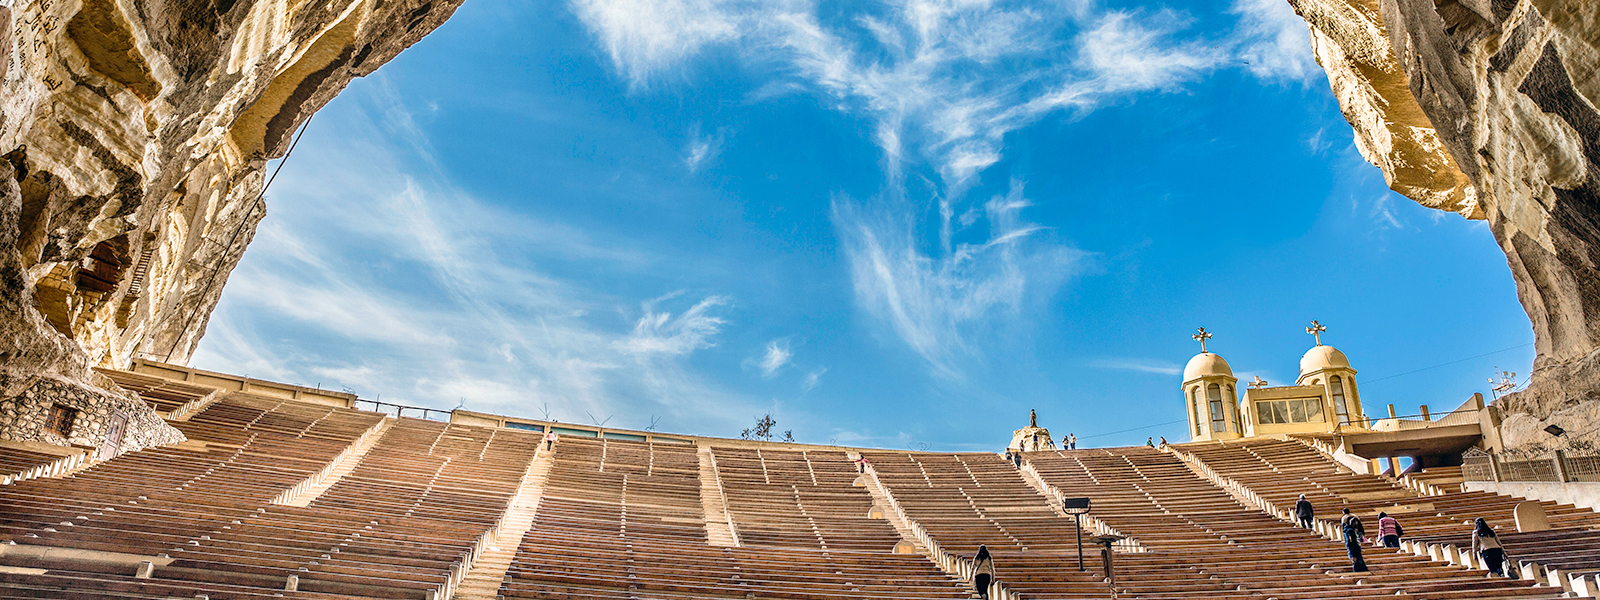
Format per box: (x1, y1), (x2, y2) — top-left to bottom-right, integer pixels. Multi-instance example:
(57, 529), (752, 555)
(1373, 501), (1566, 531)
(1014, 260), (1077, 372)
(966, 495), (1516, 598)
(1296, 494), (1514, 576)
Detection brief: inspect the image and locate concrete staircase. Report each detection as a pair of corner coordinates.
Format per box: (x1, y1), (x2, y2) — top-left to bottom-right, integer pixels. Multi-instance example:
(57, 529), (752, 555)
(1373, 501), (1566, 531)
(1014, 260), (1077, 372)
(697, 445), (740, 547)
(451, 443), (557, 600)
(273, 417), (395, 507)
(849, 451), (925, 553)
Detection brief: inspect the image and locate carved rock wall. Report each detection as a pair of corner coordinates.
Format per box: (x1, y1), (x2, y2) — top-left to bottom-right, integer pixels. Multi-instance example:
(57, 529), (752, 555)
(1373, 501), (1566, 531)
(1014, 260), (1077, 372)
(1289, 0), (1600, 452)
(0, 0), (462, 423)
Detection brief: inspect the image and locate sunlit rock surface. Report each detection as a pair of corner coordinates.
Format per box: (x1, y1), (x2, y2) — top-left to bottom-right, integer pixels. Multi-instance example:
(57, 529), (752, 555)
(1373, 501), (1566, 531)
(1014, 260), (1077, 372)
(1292, 0), (1600, 452)
(0, 0), (461, 405)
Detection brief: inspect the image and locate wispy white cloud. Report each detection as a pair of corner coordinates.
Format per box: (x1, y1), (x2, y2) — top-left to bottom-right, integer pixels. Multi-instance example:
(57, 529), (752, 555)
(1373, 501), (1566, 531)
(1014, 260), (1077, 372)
(752, 340), (792, 377)
(563, 0), (1322, 385)
(833, 179), (1089, 378)
(570, 0), (1318, 191)
(684, 124), (724, 172)
(619, 293), (729, 355)
(193, 82), (757, 434)
(1306, 126), (1332, 154)
(1368, 194), (1405, 229)
(569, 0), (741, 86)
(1227, 0), (1319, 81)
(801, 367), (826, 392)
(1089, 358), (1182, 376)
(571, 0), (1275, 378)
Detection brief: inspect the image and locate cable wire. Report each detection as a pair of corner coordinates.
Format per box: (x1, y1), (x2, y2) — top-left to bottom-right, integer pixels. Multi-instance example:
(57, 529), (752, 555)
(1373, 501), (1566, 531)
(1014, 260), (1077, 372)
(1361, 342), (1532, 384)
(160, 113), (315, 362)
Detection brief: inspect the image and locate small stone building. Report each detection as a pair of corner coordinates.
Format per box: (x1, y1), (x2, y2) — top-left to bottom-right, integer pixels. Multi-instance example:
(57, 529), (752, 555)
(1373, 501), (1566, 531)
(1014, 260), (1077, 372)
(0, 375), (183, 459)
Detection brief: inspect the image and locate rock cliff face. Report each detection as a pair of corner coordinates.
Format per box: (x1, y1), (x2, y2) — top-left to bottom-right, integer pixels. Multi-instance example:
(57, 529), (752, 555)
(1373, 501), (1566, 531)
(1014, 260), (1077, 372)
(1289, 0), (1600, 453)
(0, 0), (461, 419)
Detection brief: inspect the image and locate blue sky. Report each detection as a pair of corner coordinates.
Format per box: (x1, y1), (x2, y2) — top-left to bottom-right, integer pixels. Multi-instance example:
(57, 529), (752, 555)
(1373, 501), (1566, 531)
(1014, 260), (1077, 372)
(193, 0), (1534, 451)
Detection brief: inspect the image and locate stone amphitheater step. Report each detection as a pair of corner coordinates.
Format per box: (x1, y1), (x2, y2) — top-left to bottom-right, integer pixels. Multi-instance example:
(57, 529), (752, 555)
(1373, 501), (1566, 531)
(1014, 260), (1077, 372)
(273, 416), (396, 507)
(697, 445), (740, 547)
(451, 440), (557, 600)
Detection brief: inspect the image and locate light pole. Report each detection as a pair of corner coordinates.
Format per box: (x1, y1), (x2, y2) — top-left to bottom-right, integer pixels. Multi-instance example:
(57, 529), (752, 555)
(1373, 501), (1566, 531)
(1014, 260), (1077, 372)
(1063, 497), (1091, 571)
(1090, 534), (1126, 599)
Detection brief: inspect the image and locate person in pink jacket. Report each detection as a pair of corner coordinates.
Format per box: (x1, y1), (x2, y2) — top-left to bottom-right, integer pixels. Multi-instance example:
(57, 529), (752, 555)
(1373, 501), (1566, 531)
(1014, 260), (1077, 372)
(1376, 512), (1403, 548)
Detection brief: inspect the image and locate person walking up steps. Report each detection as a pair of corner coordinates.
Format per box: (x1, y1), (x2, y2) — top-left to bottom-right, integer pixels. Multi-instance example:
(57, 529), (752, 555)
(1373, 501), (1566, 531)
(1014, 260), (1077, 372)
(1377, 512), (1403, 548)
(1294, 494), (1314, 529)
(1341, 508), (1369, 572)
(1473, 518), (1507, 576)
(972, 545), (995, 599)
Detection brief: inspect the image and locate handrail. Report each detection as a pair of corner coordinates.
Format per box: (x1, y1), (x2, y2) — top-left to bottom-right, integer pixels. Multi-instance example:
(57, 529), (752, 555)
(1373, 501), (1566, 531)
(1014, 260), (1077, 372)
(863, 463), (1027, 600)
(704, 447), (742, 547)
(1358, 407), (1480, 429)
(353, 398), (451, 421)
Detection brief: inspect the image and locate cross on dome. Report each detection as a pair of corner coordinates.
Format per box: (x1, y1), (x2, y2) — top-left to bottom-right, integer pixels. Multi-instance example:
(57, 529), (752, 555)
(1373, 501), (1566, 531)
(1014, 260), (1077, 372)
(1305, 320), (1327, 345)
(1192, 327), (1213, 353)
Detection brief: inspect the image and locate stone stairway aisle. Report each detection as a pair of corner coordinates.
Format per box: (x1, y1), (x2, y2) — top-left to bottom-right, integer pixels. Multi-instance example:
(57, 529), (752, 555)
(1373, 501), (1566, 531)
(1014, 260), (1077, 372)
(849, 451), (924, 554)
(274, 417), (395, 507)
(697, 445), (740, 547)
(451, 442), (557, 600)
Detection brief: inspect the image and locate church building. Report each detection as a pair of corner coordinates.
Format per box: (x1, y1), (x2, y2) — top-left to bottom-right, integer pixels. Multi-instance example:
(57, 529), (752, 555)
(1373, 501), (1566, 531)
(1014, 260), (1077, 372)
(1183, 322), (1368, 443)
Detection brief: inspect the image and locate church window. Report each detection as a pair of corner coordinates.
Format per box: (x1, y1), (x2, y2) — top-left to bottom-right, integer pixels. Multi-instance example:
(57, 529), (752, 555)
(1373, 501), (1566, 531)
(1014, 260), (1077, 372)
(1190, 387), (1202, 436)
(46, 404), (77, 437)
(1208, 384), (1225, 432)
(1331, 376), (1349, 425)
(1225, 386), (1236, 423)
(1254, 398), (1324, 425)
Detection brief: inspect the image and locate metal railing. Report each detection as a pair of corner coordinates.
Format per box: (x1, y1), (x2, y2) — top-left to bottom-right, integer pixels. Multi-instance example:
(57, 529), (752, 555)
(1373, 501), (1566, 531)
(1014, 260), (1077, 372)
(1356, 407), (1480, 429)
(352, 398), (451, 421)
(1462, 448), (1600, 483)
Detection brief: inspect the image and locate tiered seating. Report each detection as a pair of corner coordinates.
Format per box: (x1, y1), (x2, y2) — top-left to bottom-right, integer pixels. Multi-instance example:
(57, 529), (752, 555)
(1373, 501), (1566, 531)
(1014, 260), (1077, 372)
(167, 419), (539, 597)
(1029, 447), (1560, 599)
(97, 368), (218, 411)
(1185, 440), (1600, 535)
(0, 394), (384, 555)
(1184, 439), (1600, 585)
(863, 451), (1236, 599)
(0, 446), (63, 478)
(8, 377), (1596, 600)
(501, 438), (969, 600)
(713, 447), (903, 551)
(1404, 465), (1466, 489)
